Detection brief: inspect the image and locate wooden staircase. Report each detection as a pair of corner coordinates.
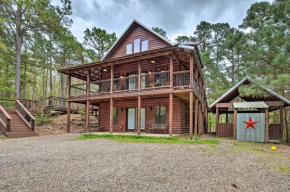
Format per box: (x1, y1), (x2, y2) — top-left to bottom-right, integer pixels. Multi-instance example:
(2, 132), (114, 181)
(0, 100), (36, 138)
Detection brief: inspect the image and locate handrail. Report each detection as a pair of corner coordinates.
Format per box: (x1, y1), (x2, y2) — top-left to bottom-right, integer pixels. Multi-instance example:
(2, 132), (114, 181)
(0, 104), (11, 134)
(15, 100), (35, 131)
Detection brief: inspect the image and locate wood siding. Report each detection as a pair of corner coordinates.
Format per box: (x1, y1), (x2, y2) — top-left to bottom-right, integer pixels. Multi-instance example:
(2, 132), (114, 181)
(180, 99), (190, 134)
(99, 97), (181, 134)
(216, 123), (233, 137)
(269, 124), (282, 139)
(108, 25), (170, 59)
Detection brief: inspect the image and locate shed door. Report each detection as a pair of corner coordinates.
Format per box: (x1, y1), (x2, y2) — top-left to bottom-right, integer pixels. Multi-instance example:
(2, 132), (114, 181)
(237, 113), (265, 142)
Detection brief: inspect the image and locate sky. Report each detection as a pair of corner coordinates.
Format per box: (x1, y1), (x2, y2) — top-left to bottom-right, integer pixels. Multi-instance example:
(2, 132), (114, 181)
(52, 0), (273, 43)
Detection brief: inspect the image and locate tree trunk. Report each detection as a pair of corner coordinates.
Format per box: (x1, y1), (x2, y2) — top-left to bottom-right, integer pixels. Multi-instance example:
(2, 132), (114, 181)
(49, 33), (53, 95)
(15, 4), (22, 99)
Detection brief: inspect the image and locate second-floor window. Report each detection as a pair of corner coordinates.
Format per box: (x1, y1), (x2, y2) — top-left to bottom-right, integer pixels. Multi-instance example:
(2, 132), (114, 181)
(142, 40), (148, 51)
(134, 38), (140, 53)
(126, 44), (132, 54)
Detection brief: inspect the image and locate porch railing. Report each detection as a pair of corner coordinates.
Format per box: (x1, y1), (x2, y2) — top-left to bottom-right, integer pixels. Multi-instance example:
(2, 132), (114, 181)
(90, 79), (111, 93)
(173, 71), (190, 87)
(113, 75), (138, 91)
(141, 71), (170, 89)
(71, 83), (87, 96)
(15, 100), (35, 131)
(0, 104), (11, 134)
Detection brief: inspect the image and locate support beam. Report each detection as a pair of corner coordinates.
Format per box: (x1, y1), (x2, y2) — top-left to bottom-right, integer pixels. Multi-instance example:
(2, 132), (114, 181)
(85, 100), (90, 133)
(194, 98), (198, 136)
(215, 107), (219, 134)
(170, 54), (173, 87)
(67, 74), (71, 133)
(198, 103), (202, 135)
(110, 98), (114, 134)
(280, 106), (283, 141)
(110, 65), (113, 94)
(169, 93), (173, 136)
(138, 60), (141, 91)
(265, 108), (269, 143)
(189, 91), (193, 140)
(233, 108), (237, 140)
(137, 96), (141, 135)
(190, 55), (194, 88)
(86, 69), (90, 95)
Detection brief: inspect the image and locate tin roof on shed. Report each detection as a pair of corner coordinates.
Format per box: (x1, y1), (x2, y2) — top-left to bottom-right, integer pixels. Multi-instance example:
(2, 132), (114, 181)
(233, 102), (269, 109)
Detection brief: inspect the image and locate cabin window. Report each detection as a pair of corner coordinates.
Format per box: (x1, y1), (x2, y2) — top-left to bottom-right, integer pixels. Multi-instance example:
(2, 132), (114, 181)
(126, 44), (132, 54)
(141, 40), (148, 51)
(155, 106), (166, 124)
(155, 67), (168, 86)
(134, 38), (140, 53)
(113, 108), (118, 125)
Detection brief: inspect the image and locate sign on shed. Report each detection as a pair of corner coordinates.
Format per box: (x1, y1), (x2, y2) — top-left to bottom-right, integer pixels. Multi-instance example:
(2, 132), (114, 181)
(237, 113), (265, 142)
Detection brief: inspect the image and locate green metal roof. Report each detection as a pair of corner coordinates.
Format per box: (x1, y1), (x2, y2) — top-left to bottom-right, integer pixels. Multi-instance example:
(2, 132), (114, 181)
(233, 102), (269, 109)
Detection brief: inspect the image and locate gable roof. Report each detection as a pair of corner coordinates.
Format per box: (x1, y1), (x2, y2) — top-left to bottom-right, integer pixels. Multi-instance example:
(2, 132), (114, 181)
(101, 19), (173, 61)
(209, 76), (290, 110)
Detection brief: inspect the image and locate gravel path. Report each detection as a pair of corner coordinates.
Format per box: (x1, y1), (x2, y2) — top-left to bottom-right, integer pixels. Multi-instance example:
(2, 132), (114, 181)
(0, 134), (289, 191)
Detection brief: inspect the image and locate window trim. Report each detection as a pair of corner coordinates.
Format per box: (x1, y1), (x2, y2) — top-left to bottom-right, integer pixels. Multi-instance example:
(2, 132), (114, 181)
(141, 39), (149, 52)
(126, 43), (133, 55)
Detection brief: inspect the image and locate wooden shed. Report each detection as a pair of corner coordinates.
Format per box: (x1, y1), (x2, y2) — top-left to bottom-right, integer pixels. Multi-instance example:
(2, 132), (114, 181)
(209, 77), (290, 143)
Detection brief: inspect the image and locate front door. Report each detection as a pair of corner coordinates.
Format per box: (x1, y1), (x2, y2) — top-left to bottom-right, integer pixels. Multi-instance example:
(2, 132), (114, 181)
(127, 108), (145, 131)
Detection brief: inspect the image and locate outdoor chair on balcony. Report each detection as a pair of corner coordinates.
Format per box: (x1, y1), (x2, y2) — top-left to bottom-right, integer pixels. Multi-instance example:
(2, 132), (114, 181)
(148, 124), (168, 134)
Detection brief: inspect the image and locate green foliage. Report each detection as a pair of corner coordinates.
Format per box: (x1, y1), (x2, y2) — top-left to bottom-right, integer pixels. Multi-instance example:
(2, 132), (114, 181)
(152, 27), (168, 38)
(35, 114), (53, 126)
(77, 110), (85, 115)
(279, 166), (290, 174)
(74, 134), (219, 146)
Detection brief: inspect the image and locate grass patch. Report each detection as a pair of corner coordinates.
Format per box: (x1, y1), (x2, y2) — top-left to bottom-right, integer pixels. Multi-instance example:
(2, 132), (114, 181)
(279, 166), (290, 174)
(199, 147), (215, 155)
(0, 136), (8, 139)
(74, 134), (219, 146)
(233, 142), (271, 153)
(217, 136), (233, 140)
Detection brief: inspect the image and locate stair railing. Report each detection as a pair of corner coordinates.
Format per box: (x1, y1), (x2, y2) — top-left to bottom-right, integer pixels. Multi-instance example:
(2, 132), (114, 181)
(15, 100), (35, 131)
(0, 104), (11, 135)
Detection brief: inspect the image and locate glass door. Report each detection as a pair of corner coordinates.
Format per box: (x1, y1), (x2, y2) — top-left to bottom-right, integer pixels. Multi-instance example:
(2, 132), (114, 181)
(129, 74), (137, 90)
(127, 108), (136, 131)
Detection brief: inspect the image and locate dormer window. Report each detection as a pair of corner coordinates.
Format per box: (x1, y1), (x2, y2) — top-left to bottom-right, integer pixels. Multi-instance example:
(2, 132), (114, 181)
(142, 40), (148, 51)
(126, 44), (132, 54)
(134, 39), (140, 53)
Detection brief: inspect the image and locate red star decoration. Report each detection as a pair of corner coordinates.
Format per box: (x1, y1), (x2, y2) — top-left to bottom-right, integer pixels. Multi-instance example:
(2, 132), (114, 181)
(243, 117), (258, 129)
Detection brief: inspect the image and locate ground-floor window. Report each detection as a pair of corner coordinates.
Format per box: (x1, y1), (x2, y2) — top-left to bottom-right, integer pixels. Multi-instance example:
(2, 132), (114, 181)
(155, 106), (166, 124)
(113, 108), (118, 125)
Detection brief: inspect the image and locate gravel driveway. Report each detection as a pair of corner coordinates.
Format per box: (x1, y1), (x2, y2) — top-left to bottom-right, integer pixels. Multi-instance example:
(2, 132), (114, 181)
(0, 134), (289, 191)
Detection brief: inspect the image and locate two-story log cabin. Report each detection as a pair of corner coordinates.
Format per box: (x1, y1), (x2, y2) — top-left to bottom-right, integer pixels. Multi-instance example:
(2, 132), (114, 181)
(58, 19), (207, 139)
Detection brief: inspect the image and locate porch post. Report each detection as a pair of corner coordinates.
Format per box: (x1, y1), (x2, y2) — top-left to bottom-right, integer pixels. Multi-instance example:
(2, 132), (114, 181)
(169, 93), (173, 136)
(280, 106), (283, 141)
(265, 108), (269, 143)
(138, 60), (141, 91)
(198, 103), (202, 135)
(215, 107), (219, 134)
(194, 98), (198, 136)
(233, 108), (237, 140)
(67, 74), (71, 133)
(190, 55), (194, 88)
(137, 96), (141, 135)
(86, 69), (90, 95)
(189, 91), (193, 140)
(170, 54), (173, 87)
(85, 100), (90, 133)
(110, 65), (113, 94)
(110, 98), (114, 134)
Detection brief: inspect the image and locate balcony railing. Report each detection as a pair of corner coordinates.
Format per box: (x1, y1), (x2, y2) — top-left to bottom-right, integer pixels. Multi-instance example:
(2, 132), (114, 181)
(69, 70), (199, 98)
(173, 71), (190, 87)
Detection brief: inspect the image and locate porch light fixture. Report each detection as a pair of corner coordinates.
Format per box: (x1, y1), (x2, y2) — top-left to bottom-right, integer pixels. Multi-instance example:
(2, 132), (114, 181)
(148, 70), (152, 74)
(120, 74), (124, 78)
(161, 69), (165, 72)
(150, 58), (156, 64)
(149, 107), (153, 111)
(120, 108), (124, 112)
(103, 68), (108, 72)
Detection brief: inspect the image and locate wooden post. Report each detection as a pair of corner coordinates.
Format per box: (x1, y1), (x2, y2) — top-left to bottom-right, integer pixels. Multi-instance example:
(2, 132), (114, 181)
(280, 106), (283, 141)
(67, 74), (71, 133)
(265, 108), (269, 143)
(138, 60), (141, 91)
(198, 103), (202, 135)
(194, 98), (198, 136)
(137, 96), (141, 135)
(110, 98), (114, 134)
(189, 91), (193, 140)
(169, 93), (173, 136)
(190, 55), (194, 88)
(170, 54), (173, 87)
(233, 108), (237, 140)
(215, 107), (219, 134)
(110, 65), (113, 94)
(86, 69), (90, 95)
(85, 100), (90, 133)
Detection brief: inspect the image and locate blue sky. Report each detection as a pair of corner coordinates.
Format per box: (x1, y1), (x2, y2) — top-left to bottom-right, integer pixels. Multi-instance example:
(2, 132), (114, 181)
(52, 0), (273, 43)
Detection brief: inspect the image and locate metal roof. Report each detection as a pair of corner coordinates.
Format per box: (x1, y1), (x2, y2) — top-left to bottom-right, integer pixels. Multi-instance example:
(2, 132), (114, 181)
(209, 76), (290, 110)
(101, 19), (173, 61)
(233, 102), (269, 109)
